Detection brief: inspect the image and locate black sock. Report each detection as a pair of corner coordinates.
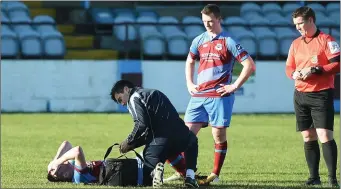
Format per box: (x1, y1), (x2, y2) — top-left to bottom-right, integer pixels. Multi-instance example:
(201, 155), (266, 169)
(322, 139), (338, 179)
(304, 140), (320, 179)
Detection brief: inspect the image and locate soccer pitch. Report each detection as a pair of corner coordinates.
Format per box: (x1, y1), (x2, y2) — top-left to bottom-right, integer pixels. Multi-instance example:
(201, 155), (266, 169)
(1, 114), (340, 188)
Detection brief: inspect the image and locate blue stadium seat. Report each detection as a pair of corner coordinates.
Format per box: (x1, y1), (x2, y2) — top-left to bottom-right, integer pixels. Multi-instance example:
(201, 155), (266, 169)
(136, 9), (158, 18)
(182, 16), (205, 41)
(113, 16), (137, 41)
(240, 2), (262, 16)
(316, 13), (336, 34)
(224, 16), (248, 34)
(41, 31), (65, 58)
(275, 28), (298, 56)
(91, 8), (115, 24)
(231, 30), (257, 57)
(329, 12), (340, 26)
(112, 8), (136, 18)
(282, 3), (301, 16)
(326, 3), (340, 16)
(1, 29), (19, 58)
(158, 16), (186, 40)
(136, 16), (162, 39)
(306, 3), (326, 16)
(33, 15), (56, 33)
(142, 35), (165, 57)
(262, 3), (282, 16)
(167, 36), (189, 57)
(1, 11), (10, 24)
(6, 2), (29, 18)
(12, 24), (34, 35)
(249, 17), (278, 57)
(18, 30), (43, 58)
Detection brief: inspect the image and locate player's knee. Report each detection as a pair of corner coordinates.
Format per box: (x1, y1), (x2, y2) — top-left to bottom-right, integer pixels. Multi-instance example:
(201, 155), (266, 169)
(62, 140), (69, 145)
(301, 130), (318, 141)
(316, 129), (334, 143)
(74, 146), (82, 154)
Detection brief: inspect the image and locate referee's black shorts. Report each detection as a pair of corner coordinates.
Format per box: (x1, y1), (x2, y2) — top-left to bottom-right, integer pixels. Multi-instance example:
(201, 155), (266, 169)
(294, 88), (335, 132)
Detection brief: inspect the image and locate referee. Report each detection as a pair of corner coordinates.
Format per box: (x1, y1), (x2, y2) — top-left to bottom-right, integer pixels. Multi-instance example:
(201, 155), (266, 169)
(285, 6), (340, 187)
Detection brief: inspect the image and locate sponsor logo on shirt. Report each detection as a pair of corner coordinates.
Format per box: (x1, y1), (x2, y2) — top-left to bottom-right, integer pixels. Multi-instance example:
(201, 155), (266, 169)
(203, 44), (208, 48)
(328, 41), (340, 54)
(215, 44), (222, 51)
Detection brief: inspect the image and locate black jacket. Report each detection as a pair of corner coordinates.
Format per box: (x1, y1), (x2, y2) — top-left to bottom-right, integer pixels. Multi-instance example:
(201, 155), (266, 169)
(125, 87), (190, 148)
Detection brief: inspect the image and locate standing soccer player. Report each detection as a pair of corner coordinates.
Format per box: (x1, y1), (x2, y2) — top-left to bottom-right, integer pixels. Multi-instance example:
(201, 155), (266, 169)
(285, 6), (340, 187)
(165, 4), (256, 185)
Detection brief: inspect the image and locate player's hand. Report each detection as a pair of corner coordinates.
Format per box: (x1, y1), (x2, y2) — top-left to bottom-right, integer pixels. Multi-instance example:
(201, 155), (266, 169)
(292, 71), (301, 80)
(119, 140), (134, 154)
(48, 160), (60, 175)
(298, 67), (312, 80)
(216, 83), (238, 96)
(187, 83), (198, 95)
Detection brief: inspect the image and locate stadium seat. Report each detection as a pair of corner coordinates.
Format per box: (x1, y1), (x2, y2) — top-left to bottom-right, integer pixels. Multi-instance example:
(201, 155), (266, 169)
(224, 16), (248, 34)
(11, 16), (34, 35)
(40, 31), (65, 58)
(306, 3), (326, 16)
(329, 12), (340, 26)
(249, 17), (278, 58)
(282, 3), (301, 16)
(231, 30), (257, 57)
(182, 16), (205, 41)
(12, 24), (34, 35)
(112, 8), (136, 18)
(158, 16), (186, 40)
(167, 36), (189, 57)
(1, 29), (19, 58)
(91, 8), (115, 24)
(1, 11), (10, 24)
(113, 16), (137, 41)
(6, 1), (29, 18)
(262, 3), (282, 16)
(275, 28), (298, 56)
(316, 13), (336, 34)
(142, 35), (165, 57)
(136, 16), (162, 39)
(18, 30), (43, 58)
(136, 9), (158, 18)
(240, 2), (262, 16)
(326, 3), (340, 16)
(33, 15), (56, 33)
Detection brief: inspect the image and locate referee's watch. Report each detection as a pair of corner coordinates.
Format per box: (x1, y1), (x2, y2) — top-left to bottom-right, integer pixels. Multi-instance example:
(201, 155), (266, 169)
(310, 66), (323, 74)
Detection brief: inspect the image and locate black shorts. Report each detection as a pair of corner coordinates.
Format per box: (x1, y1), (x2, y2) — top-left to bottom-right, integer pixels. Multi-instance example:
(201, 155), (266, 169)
(294, 88), (335, 131)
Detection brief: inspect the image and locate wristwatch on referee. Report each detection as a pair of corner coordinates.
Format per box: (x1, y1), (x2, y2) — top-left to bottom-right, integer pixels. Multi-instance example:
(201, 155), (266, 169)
(310, 66), (323, 74)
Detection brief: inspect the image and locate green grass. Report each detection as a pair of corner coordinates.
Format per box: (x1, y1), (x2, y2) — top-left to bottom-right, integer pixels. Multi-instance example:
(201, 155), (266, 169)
(1, 114), (340, 188)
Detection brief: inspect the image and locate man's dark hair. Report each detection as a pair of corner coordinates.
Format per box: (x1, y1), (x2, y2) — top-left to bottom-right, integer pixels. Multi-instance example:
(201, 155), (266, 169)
(110, 80), (135, 102)
(47, 174), (59, 182)
(201, 4), (221, 19)
(292, 6), (316, 23)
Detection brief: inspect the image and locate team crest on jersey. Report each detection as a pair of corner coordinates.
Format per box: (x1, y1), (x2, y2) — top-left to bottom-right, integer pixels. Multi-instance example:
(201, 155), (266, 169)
(311, 55), (318, 64)
(215, 44), (222, 50)
(328, 41), (340, 54)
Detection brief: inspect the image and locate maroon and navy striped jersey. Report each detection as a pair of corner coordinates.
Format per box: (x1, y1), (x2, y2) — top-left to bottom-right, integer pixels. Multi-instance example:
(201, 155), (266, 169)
(189, 31), (249, 97)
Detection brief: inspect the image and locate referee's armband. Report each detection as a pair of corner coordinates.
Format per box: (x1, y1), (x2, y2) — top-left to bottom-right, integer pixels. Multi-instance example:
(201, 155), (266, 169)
(311, 66), (323, 74)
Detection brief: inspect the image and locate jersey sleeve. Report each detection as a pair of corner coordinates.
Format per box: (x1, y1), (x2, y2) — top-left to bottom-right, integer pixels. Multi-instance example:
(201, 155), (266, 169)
(285, 43), (296, 79)
(324, 35), (340, 60)
(189, 38), (199, 60)
(226, 37), (249, 62)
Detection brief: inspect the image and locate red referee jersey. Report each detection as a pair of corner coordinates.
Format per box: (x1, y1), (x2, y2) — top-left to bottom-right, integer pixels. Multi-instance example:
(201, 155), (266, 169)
(285, 30), (340, 92)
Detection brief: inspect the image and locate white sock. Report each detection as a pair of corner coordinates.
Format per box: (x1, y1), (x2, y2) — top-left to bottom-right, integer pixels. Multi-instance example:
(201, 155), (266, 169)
(186, 169), (195, 179)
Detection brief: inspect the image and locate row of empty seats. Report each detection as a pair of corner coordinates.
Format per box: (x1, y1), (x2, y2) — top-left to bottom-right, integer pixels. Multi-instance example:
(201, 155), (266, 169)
(1, 1), (66, 58)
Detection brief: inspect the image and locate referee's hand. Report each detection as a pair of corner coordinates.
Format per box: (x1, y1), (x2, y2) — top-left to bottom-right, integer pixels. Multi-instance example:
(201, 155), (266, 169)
(298, 67), (312, 80)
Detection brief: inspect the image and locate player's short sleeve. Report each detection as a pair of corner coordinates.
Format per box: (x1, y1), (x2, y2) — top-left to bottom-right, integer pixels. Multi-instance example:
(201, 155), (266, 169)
(226, 37), (249, 62)
(189, 39), (199, 60)
(324, 35), (340, 60)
